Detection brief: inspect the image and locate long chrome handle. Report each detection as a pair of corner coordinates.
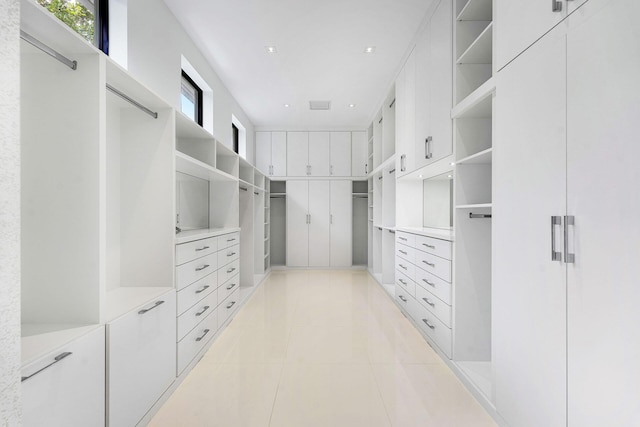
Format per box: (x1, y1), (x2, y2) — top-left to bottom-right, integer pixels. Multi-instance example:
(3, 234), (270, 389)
(564, 215), (575, 264)
(21, 352), (72, 382)
(551, 216), (562, 262)
(330, 165), (334, 175)
(422, 260), (435, 267)
(398, 295), (407, 302)
(226, 283), (237, 290)
(423, 297), (435, 307)
(195, 246), (210, 252)
(422, 243), (435, 249)
(308, 214), (311, 224)
(422, 278), (435, 287)
(399, 278), (407, 285)
(399, 250), (407, 255)
(196, 264), (210, 272)
(552, 0), (562, 11)
(399, 264), (407, 270)
(422, 319), (435, 329)
(196, 306), (210, 316)
(227, 238), (236, 242)
(398, 236), (407, 242)
(226, 301), (236, 309)
(138, 300), (165, 315)
(425, 136), (433, 159)
(196, 329), (210, 342)
(401, 154), (406, 172)
(227, 267), (236, 273)
(365, 163), (368, 174)
(227, 252), (236, 257)
(330, 214), (333, 225)
(195, 285), (210, 294)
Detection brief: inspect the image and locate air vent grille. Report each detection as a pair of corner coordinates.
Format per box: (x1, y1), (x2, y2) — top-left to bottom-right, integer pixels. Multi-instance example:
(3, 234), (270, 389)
(309, 101), (331, 110)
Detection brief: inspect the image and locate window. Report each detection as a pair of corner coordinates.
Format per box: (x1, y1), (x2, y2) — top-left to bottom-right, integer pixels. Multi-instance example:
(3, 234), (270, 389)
(181, 70), (203, 126)
(232, 123), (239, 154)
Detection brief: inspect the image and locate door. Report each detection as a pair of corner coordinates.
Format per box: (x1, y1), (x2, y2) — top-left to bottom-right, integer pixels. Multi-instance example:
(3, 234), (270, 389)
(271, 131), (287, 176)
(567, 0), (640, 425)
(286, 180), (309, 266)
(330, 180), (352, 267)
(330, 131), (351, 176)
(413, 23), (431, 170)
(494, 25), (568, 427)
(286, 132), (309, 176)
(255, 132), (271, 176)
(308, 180), (330, 267)
(351, 131), (367, 177)
(309, 132), (330, 176)
(401, 49), (416, 175)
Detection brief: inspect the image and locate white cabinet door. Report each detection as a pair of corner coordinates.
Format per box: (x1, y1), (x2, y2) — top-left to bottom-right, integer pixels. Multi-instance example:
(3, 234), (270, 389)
(567, 0), (590, 13)
(330, 180), (352, 267)
(308, 180), (331, 267)
(496, 0), (567, 70)
(413, 23), (431, 170)
(255, 132), (271, 176)
(271, 131), (287, 176)
(107, 291), (176, 427)
(351, 131), (367, 177)
(566, 1), (640, 425)
(22, 326), (105, 427)
(286, 132), (309, 176)
(494, 26), (568, 427)
(286, 180), (309, 266)
(399, 49), (416, 176)
(309, 132), (330, 176)
(330, 131), (351, 176)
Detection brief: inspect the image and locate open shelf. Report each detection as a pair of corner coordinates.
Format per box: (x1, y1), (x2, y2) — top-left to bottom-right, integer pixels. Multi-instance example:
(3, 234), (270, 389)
(453, 82), (494, 118)
(457, 23), (492, 64)
(456, 203), (492, 209)
(457, 0), (493, 21)
(175, 110), (213, 140)
(457, 148), (493, 165)
(176, 152), (237, 182)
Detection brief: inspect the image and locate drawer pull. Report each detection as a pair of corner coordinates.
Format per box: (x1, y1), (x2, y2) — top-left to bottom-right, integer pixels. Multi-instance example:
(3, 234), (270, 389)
(398, 295), (407, 302)
(195, 285), (210, 294)
(399, 237), (407, 241)
(195, 329), (211, 342)
(399, 264), (407, 270)
(422, 279), (435, 287)
(227, 252), (236, 257)
(422, 243), (435, 249)
(226, 301), (236, 309)
(196, 306), (210, 316)
(196, 264), (210, 272)
(422, 260), (435, 268)
(423, 297), (435, 307)
(399, 250), (408, 255)
(227, 267), (236, 273)
(195, 246), (210, 252)
(399, 279), (407, 285)
(138, 300), (165, 315)
(21, 352), (72, 382)
(422, 319), (436, 329)
(226, 283), (237, 291)
(227, 238), (236, 242)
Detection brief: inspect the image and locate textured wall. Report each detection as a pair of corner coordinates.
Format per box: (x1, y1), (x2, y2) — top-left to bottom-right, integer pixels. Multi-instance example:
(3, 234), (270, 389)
(0, 0), (22, 425)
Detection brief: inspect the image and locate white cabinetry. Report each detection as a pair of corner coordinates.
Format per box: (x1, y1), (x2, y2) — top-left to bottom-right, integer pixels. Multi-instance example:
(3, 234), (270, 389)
(286, 132), (309, 177)
(330, 181), (353, 267)
(308, 180), (331, 266)
(396, 48), (415, 177)
(351, 131), (368, 177)
(309, 132), (331, 176)
(330, 131), (352, 176)
(286, 180), (310, 267)
(256, 132), (285, 177)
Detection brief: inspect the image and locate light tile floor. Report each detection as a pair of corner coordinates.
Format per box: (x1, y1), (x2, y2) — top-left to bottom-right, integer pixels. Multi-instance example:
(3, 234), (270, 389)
(149, 270), (497, 427)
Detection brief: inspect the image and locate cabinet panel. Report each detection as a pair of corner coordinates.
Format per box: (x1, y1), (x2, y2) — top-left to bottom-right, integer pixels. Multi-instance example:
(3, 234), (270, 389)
(177, 306), (218, 374)
(255, 131), (271, 176)
(402, 50), (416, 175)
(308, 180), (331, 267)
(494, 28), (567, 427)
(286, 180), (309, 266)
(271, 131), (287, 176)
(286, 132), (309, 176)
(330, 132), (351, 176)
(176, 271), (217, 315)
(175, 252), (218, 291)
(351, 131), (367, 177)
(330, 180), (352, 267)
(175, 236), (218, 266)
(413, 23), (431, 169)
(309, 132), (331, 176)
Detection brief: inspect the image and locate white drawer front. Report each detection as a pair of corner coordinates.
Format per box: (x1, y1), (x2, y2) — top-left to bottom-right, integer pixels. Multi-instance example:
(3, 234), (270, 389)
(415, 268), (451, 304)
(177, 289), (219, 341)
(394, 285), (413, 312)
(107, 291), (176, 427)
(175, 236), (218, 266)
(177, 307), (218, 374)
(218, 288), (240, 327)
(415, 235), (452, 260)
(176, 271), (218, 315)
(415, 285), (451, 328)
(175, 253), (217, 291)
(22, 326), (105, 427)
(412, 299), (452, 358)
(396, 243), (415, 264)
(415, 250), (451, 282)
(218, 275), (240, 304)
(219, 259), (240, 285)
(218, 244), (240, 268)
(395, 256), (415, 281)
(396, 231), (416, 247)
(396, 270), (416, 297)
(221, 232), (240, 248)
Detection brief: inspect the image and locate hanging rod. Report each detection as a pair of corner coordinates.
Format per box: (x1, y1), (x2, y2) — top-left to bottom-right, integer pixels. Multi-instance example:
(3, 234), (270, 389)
(469, 213), (492, 219)
(389, 98), (396, 108)
(239, 186), (248, 191)
(106, 84), (158, 119)
(20, 30), (77, 70)
(388, 168), (396, 174)
(388, 229), (395, 234)
(352, 195), (368, 198)
(270, 195), (286, 198)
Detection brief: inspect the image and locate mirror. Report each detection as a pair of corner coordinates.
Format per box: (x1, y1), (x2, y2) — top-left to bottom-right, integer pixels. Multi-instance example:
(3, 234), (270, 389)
(423, 172), (453, 229)
(176, 172), (209, 232)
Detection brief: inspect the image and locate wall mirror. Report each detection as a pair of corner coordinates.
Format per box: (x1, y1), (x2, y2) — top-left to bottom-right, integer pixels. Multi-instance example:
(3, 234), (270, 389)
(423, 172), (453, 229)
(176, 172), (209, 232)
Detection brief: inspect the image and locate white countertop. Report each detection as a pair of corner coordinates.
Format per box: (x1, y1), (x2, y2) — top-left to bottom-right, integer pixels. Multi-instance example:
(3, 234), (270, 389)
(395, 226), (455, 241)
(175, 227), (241, 245)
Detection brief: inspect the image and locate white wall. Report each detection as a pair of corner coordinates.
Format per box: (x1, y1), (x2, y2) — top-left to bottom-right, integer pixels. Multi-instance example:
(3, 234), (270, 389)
(126, 0), (256, 164)
(0, 0), (22, 423)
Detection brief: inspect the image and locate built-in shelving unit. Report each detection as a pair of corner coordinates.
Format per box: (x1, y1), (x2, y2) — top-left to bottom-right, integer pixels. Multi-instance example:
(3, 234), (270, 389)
(352, 181), (369, 267)
(269, 181), (287, 267)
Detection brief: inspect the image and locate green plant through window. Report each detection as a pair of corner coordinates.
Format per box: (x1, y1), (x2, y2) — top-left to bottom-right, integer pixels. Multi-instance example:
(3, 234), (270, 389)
(37, 0), (95, 43)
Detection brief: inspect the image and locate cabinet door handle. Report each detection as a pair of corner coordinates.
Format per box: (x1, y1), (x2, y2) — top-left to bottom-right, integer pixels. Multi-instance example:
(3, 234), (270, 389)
(422, 278), (435, 287)
(401, 154), (406, 172)
(398, 295), (407, 302)
(138, 300), (165, 315)
(227, 238), (236, 242)
(308, 214), (311, 224)
(422, 243), (435, 249)
(196, 264), (210, 272)
(330, 165), (334, 175)
(399, 237), (407, 242)
(551, 216), (562, 262)
(365, 163), (368, 174)
(195, 329), (211, 342)
(422, 260), (435, 268)
(423, 297), (435, 307)
(552, 0), (562, 11)
(399, 264), (407, 270)
(399, 279), (407, 285)
(399, 250), (407, 255)
(226, 301), (236, 309)
(227, 267), (236, 273)
(195, 285), (210, 294)
(21, 352), (72, 382)
(564, 215), (575, 263)
(195, 246), (210, 252)
(226, 283), (237, 290)
(422, 319), (436, 329)
(227, 252), (236, 257)
(425, 137), (433, 159)
(196, 306), (210, 316)
(306, 165), (311, 175)
(330, 214), (333, 224)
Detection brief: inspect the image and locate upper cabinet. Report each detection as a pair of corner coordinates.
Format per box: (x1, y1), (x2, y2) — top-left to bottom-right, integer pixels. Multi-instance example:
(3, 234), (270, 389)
(396, 49), (416, 177)
(284, 131), (362, 177)
(256, 131), (287, 177)
(286, 131), (310, 176)
(309, 132), (331, 176)
(351, 131), (368, 177)
(330, 131), (352, 176)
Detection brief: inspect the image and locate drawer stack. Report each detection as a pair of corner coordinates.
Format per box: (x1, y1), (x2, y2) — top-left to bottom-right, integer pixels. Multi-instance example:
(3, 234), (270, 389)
(175, 231), (240, 374)
(395, 231), (453, 358)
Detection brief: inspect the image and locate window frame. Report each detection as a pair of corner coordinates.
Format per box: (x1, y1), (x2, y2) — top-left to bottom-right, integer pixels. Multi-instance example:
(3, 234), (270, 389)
(181, 70), (204, 126)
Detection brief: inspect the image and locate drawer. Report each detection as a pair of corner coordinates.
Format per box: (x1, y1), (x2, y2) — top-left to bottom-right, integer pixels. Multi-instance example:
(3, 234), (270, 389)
(395, 256), (415, 281)
(396, 243), (415, 263)
(411, 299), (452, 358)
(177, 289), (218, 341)
(396, 231), (415, 247)
(175, 253), (218, 291)
(415, 235), (452, 260)
(176, 271), (217, 315)
(415, 268), (452, 304)
(415, 250), (451, 282)
(219, 259), (240, 285)
(396, 270), (416, 297)
(394, 286), (413, 313)
(175, 236), (218, 266)
(22, 326), (105, 427)
(218, 275), (240, 304)
(218, 244), (239, 267)
(220, 232), (240, 248)
(177, 306), (218, 375)
(218, 287), (240, 327)
(415, 285), (451, 328)
(107, 291), (176, 427)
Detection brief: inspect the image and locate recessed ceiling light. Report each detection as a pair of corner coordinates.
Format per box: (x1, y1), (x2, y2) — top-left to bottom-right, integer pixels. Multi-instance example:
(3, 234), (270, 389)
(265, 46), (277, 53)
(418, 174), (423, 178)
(364, 46), (376, 54)
(283, 104), (290, 108)
(450, 162), (455, 166)
(349, 104), (356, 108)
(448, 175), (453, 178)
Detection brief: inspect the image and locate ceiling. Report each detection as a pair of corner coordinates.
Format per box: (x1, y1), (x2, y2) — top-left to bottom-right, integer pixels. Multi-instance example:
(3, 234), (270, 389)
(162, 0), (434, 130)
